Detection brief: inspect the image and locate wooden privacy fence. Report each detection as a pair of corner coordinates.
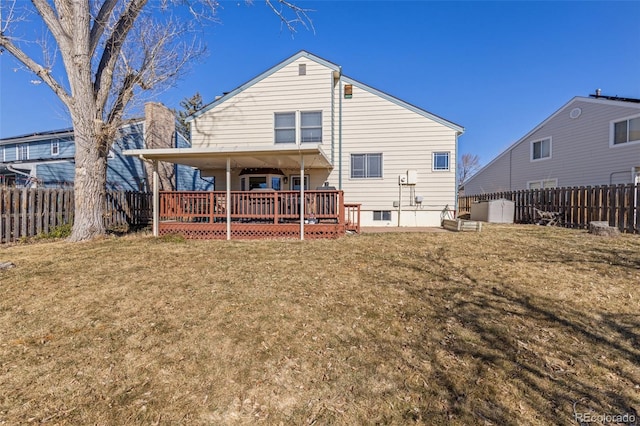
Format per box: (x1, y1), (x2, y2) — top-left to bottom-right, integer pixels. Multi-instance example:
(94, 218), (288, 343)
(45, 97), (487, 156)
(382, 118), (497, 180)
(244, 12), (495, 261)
(459, 184), (640, 233)
(0, 189), (152, 243)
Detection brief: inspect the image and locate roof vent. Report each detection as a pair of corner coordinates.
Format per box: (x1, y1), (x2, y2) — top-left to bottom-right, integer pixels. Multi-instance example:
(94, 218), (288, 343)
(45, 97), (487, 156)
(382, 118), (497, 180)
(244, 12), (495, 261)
(299, 63), (306, 76)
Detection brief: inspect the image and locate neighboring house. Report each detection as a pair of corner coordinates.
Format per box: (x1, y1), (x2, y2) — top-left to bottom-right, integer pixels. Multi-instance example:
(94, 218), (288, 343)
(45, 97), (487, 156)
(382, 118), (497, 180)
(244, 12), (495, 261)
(0, 103), (212, 191)
(127, 51), (464, 227)
(464, 92), (640, 195)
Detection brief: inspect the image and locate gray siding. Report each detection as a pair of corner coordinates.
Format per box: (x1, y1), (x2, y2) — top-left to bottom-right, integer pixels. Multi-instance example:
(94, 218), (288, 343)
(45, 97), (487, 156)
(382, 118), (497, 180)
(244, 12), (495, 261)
(465, 97), (640, 195)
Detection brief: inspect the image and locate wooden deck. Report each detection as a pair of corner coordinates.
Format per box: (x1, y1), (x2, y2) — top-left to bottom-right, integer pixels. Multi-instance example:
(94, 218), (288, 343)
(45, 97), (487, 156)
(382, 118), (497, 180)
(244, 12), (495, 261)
(159, 190), (360, 239)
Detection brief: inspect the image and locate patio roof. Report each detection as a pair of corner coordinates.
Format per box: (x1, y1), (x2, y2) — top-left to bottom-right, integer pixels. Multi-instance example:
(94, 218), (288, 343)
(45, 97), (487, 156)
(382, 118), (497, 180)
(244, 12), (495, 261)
(122, 145), (333, 171)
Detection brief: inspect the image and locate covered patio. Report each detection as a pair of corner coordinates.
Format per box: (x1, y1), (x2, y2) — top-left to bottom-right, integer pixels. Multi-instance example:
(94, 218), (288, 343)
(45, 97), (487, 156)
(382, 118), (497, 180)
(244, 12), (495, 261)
(123, 145), (360, 240)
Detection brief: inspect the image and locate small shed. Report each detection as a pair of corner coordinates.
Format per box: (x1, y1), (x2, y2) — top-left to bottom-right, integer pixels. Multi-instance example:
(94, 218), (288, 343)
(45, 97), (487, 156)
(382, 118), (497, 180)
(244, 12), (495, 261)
(470, 199), (514, 223)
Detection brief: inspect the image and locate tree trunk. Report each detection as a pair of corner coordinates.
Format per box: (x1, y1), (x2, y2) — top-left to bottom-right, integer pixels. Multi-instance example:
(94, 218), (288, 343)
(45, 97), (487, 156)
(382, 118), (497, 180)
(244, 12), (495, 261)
(68, 114), (108, 241)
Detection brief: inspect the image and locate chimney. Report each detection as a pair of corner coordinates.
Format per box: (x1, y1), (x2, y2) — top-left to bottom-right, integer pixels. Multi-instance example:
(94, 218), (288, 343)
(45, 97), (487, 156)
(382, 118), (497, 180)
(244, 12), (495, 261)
(595, 88), (602, 97)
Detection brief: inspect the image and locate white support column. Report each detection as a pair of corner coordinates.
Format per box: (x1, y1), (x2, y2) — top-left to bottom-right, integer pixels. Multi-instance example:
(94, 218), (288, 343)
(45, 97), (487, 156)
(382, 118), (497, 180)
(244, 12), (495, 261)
(300, 156), (305, 240)
(153, 160), (159, 237)
(226, 157), (231, 241)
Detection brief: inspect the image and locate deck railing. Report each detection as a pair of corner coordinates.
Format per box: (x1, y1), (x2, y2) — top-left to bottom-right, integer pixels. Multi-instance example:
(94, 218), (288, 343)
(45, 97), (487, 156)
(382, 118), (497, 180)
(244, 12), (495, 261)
(160, 190), (345, 224)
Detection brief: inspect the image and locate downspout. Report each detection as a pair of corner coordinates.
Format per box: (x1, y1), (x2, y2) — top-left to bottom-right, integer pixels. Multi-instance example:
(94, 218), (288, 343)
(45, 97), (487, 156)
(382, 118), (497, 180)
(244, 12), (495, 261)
(331, 72), (335, 164)
(454, 132), (460, 216)
(7, 164), (34, 180)
(338, 70), (343, 190)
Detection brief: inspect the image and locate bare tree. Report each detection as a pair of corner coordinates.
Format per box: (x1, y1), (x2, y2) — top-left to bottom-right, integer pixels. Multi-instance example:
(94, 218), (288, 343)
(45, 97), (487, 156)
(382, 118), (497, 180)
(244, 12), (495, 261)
(0, 0), (312, 241)
(458, 153), (481, 189)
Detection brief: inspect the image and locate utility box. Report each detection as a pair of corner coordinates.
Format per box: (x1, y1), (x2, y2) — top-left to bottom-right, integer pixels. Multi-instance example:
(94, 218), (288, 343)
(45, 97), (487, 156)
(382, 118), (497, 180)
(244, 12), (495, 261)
(470, 199), (515, 223)
(407, 169), (418, 185)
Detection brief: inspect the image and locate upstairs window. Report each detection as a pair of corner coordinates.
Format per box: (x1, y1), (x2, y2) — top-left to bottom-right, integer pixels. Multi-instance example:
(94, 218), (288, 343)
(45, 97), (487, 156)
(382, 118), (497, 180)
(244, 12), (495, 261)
(274, 112), (296, 143)
(531, 138), (551, 161)
(274, 111), (322, 144)
(17, 144), (29, 161)
(612, 116), (640, 145)
(433, 152), (450, 171)
(301, 111), (322, 143)
(51, 140), (60, 156)
(351, 153), (383, 178)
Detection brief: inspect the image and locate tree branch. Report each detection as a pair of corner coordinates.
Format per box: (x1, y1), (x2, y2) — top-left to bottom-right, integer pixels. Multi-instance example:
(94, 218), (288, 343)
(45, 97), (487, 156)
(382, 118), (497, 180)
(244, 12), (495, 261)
(0, 34), (72, 105)
(94, 0), (148, 112)
(89, 0), (119, 55)
(31, 0), (71, 50)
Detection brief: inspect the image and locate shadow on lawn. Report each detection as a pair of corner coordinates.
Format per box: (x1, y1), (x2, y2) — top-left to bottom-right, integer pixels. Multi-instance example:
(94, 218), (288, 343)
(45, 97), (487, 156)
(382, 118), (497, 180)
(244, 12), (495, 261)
(378, 249), (639, 425)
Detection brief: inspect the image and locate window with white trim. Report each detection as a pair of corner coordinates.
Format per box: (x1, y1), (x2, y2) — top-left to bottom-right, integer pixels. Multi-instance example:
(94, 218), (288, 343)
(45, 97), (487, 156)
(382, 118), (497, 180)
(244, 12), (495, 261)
(274, 111), (322, 144)
(432, 152), (450, 171)
(274, 112), (296, 143)
(51, 140), (60, 156)
(300, 111), (322, 143)
(17, 144), (29, 161)
(351, 153), (383, 178)
(531, 138), (551, 160)
(612, 115), (640, 145)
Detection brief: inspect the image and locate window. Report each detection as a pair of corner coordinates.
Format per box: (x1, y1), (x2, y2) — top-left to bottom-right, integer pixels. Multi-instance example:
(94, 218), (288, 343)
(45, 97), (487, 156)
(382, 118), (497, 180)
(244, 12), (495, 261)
(612, 116), (640, 145)
(298, 63), (306, 76)
(373, 210), (391, 221)
(275, 111), (322, 144)
(531, 138), (551, 160)
(249, 176), (267, 190)
(351, 153), (383, 178)
(290, 175), (309, 190)
(17, 144), (29, 161)
(271, 177), (282, 191)
(51, 140), (60, 156)
(432, 152), (450, 171)
(301, 111), (322, 143)
(528, 179), (557, 190)
(275, 112), (296, 143)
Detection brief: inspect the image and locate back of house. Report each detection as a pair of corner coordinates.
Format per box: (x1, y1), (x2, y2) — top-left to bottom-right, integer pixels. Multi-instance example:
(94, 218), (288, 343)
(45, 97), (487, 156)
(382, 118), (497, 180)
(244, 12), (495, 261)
(189, 51), (463, 227)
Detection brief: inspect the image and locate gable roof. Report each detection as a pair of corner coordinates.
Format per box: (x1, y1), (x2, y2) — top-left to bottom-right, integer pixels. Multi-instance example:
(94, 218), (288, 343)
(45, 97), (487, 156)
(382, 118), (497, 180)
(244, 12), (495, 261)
(187, 50), (464, 133)
(467, 95), (640, 184)
(187, 51), (339, 122)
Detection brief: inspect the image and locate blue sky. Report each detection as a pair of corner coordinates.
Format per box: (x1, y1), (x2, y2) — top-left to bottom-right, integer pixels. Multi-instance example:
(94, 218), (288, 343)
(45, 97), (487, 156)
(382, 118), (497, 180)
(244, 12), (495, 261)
(1, 1), (639, 166)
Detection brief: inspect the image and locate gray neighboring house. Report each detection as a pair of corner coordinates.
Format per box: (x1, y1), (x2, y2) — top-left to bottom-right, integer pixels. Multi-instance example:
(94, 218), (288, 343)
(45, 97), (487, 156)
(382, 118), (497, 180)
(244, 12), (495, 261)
(464, 92), (640, 196)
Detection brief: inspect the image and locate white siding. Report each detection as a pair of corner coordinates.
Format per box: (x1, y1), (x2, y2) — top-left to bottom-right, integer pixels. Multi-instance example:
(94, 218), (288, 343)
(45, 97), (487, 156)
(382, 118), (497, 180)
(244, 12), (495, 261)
(191, 53), (460, 227)
(331, 81), (458, 225)
(191, 58), (334, 150)
(465, 98), (640, 195)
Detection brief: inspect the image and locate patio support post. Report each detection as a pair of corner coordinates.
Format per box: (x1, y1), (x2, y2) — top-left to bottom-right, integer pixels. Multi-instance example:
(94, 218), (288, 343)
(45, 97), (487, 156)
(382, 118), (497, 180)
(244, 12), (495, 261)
(300, 156), (305, 240)
(226, 157), (231, 240)
(152, 160), (159, 237)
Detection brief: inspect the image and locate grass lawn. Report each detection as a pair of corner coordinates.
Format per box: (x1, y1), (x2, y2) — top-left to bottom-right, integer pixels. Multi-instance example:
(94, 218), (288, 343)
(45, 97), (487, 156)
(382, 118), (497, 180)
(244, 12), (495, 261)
(0, 225), (638, 425)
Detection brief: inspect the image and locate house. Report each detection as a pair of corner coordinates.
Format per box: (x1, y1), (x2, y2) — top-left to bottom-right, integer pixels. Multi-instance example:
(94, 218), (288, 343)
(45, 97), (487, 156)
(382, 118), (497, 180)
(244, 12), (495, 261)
(124, 50), (464, 236)
(464, 92), (640, 196)
(0, 103), (213, 191)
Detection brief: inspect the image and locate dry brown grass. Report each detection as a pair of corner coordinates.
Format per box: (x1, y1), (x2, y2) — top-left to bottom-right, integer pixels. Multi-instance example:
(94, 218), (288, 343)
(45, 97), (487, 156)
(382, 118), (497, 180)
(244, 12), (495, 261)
(0, 225), (638, 425)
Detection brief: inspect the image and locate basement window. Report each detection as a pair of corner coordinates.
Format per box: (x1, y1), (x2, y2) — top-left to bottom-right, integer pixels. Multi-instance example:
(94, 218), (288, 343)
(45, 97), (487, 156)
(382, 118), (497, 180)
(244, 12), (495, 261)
(373, 210), (391, 221)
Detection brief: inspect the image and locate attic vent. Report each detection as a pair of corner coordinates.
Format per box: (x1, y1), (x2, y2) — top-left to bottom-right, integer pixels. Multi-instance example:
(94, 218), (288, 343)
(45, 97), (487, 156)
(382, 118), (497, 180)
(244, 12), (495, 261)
(569, 108), (582, 119)
(298, 63), (306, 76)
